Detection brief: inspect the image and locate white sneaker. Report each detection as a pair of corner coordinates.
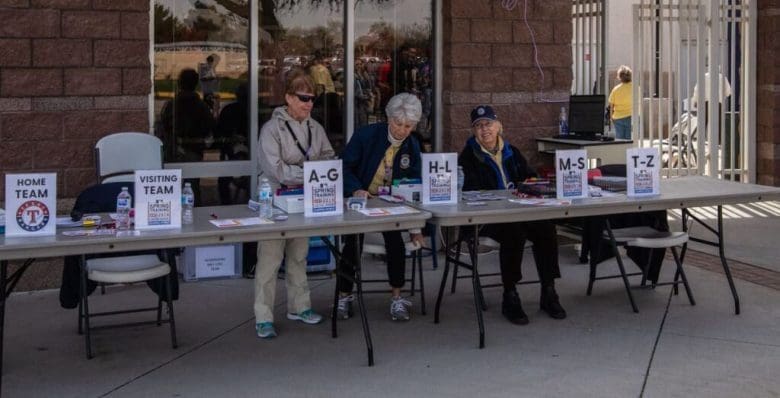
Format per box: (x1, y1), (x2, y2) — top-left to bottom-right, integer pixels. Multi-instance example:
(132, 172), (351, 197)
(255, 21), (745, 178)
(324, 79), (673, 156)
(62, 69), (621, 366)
(390, 296), (412, 321)
(336, 295), (354, 320)
(286, 309), (323, 325)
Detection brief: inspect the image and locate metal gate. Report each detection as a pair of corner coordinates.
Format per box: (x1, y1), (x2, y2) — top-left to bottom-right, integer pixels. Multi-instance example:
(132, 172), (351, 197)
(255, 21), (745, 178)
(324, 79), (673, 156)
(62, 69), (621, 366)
(572, 0), (607, 95)
(631, 0), (756, 181)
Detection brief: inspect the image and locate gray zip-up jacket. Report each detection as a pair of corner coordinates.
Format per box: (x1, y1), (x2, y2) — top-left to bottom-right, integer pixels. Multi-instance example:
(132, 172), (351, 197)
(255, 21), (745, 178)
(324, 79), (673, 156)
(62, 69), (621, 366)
(258, 106), (335, 190)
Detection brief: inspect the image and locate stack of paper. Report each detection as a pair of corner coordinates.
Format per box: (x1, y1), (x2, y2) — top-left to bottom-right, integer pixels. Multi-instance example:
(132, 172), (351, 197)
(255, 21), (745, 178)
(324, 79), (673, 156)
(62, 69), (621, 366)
(356, 206), (419, 217)
(461, 192), (504, 201)
(508, 198), (571, 206)
(209, 217), (273, 228)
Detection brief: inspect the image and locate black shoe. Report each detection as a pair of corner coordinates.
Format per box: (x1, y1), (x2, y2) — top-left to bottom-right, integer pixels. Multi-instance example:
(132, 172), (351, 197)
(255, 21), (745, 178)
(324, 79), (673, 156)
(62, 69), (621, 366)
(502, 289), (529, 325)
(540, 285), (567, 319)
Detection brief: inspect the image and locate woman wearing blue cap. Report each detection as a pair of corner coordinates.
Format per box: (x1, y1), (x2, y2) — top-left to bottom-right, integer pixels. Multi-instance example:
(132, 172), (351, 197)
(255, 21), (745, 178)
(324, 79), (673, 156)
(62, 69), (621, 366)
(458, 105), (566, 325)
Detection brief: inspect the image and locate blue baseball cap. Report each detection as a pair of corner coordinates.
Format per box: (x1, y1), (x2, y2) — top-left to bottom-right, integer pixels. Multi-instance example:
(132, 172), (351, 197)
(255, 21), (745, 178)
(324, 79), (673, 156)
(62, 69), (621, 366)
(470, 105), (498, 125)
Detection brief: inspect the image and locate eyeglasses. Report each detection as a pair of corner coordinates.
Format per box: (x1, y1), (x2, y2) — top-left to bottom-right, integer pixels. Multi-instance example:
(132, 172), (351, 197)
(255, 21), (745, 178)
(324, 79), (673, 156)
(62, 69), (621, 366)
(294, 93), (317, 103)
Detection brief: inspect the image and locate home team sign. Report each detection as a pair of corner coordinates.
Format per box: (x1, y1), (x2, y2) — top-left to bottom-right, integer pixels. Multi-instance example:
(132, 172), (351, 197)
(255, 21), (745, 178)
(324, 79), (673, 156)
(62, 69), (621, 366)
(4, 173), (57, 236)
(134, 169), (182, 230)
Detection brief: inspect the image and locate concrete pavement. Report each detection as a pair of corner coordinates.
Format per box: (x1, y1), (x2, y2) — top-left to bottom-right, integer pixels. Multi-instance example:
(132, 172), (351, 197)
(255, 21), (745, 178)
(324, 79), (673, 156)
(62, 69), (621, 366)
(4, 238), (780, 398)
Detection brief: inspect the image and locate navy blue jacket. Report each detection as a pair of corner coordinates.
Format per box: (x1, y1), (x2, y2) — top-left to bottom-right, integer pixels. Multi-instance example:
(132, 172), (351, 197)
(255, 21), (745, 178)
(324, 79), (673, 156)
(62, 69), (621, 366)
(458, 136), (535, 191)
(342, 123), (422, 196)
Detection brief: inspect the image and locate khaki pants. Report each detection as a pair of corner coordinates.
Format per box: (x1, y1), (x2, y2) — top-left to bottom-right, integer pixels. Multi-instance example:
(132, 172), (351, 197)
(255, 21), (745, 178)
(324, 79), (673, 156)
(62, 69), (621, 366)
(254, 237), (311, 323)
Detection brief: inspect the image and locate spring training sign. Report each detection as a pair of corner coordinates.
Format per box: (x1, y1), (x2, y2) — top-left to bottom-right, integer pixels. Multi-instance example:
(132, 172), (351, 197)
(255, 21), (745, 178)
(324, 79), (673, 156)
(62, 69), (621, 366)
(422, 153), (457, 205)
(555, 149), (588, 200)
(304, 160), (343, 217)
(626, 147), (660, 197)
(4, 173), (57, 237)
(134, 169), (182, 230)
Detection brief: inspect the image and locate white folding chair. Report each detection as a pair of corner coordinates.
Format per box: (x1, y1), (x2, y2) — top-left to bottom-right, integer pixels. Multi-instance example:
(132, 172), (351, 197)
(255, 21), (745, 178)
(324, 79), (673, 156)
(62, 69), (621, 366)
(95, 132), (164, 183)
(93, 132), (166, 295)
(79, 254), (177, 359)
(588, 225), (696, 313)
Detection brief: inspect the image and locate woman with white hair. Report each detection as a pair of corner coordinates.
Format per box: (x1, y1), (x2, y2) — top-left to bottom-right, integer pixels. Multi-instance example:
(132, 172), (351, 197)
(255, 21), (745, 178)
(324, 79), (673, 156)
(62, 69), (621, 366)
(338, 93), (425, 322)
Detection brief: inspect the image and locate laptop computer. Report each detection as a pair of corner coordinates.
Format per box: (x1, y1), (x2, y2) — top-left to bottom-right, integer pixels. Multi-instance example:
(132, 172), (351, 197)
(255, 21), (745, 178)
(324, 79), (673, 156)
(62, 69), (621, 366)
(557, 95), (606, 140)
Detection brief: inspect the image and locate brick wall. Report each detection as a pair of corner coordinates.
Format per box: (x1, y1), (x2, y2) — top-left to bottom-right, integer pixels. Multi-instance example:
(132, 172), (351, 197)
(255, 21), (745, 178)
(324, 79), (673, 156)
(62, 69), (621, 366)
(757, 2), (780, 187)
(0, 0), (150, 291)
(442, 0), (571, 167)
(0, 0), (151, 203)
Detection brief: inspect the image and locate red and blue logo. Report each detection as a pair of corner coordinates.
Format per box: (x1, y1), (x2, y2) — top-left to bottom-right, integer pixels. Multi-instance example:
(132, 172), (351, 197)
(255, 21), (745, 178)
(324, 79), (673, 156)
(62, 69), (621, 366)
(15, 200), (50, 232)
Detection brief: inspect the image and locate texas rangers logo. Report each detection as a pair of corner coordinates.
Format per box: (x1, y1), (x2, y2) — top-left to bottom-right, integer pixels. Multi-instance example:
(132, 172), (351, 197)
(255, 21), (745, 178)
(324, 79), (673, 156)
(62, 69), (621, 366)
(16, 200), (50, 232)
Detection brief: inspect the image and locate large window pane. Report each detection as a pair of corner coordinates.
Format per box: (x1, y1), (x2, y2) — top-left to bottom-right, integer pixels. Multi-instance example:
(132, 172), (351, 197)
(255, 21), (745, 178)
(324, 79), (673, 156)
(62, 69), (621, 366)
(153, 1), (250, 205)
(355, 1), (433, 147)
(259, 2), (345, 153)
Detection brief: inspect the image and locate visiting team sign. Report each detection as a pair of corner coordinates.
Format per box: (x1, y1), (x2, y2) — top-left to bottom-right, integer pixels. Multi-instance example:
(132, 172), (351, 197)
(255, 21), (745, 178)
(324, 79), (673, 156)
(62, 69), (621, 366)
(134, 169), (182, 230)
(555, 149), (588, 200)
(626, 147), (661, 197)
(422, 153), (458, 205)
(4, 173), (57, 237)
(304, 160), (343, 217)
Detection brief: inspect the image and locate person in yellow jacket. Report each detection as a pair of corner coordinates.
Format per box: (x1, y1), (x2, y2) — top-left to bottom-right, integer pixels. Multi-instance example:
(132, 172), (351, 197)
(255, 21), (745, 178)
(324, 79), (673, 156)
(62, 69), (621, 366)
(308, 54), (335, 95)
(608, 65), (633, 139)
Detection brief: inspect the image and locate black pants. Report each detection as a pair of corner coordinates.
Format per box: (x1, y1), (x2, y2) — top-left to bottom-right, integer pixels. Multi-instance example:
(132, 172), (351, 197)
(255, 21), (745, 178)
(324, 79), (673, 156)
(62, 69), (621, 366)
(479, 221), (561, 290)
(582, 211), (668, 283)
(337, 231), (406, 293)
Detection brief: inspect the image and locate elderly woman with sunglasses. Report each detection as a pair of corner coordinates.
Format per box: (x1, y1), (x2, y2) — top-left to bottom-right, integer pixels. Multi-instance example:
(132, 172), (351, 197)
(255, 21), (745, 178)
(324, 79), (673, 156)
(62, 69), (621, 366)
(337, 93), (425, 321)
(254, 69), (335, 339)
(459, 105), (566, 325)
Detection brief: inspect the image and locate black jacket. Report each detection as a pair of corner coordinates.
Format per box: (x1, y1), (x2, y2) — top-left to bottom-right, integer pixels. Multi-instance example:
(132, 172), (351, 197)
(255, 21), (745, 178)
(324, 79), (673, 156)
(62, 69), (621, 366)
(60, 182), (179, 309)
(458, 136), (535, 191)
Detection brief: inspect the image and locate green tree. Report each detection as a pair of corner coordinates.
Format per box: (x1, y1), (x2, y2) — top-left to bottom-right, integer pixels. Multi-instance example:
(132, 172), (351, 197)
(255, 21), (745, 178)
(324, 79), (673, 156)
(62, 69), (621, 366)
(154, 4), (185, 43)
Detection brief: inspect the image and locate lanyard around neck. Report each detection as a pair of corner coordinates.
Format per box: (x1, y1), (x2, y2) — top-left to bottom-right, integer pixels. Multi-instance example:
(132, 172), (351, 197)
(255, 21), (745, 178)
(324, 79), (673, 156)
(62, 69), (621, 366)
(283, 120), (312, 160)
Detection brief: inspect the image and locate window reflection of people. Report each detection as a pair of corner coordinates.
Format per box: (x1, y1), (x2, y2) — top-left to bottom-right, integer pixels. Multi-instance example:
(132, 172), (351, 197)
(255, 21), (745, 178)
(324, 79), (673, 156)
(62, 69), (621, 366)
(307, 52), (342, 152)
(215, 83), (250, 205)
(416, 54), (433, 137)
(354, 59), (373, 128)
(337, 93), (425, 322)
(308, 52), (335, 96)
(376, 57), (392, 112)
(199, 54), (220, 117)
(160, 68), (216, 205)
(254, 70), (335, 339)
(459, 105), (567, 325)
(608, 65), (633, 140)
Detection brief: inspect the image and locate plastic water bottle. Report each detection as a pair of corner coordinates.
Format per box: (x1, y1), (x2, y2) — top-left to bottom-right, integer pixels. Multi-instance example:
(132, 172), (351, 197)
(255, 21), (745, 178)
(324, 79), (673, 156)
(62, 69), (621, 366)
(258, 178), (273, 220)
(182, 182), (194, 225)
(559, 107), (569, 136)
(457, 166), (465, 192)
(116, 187), (132, 231)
